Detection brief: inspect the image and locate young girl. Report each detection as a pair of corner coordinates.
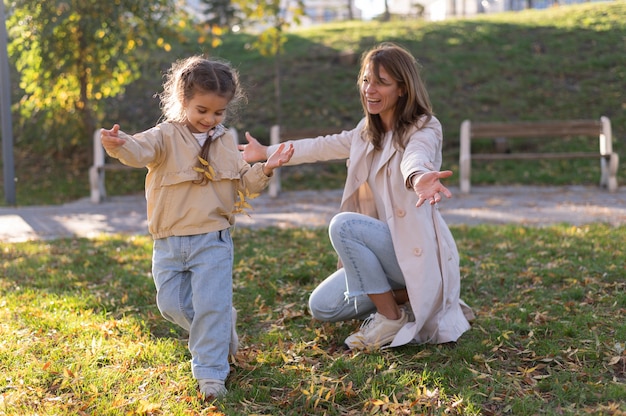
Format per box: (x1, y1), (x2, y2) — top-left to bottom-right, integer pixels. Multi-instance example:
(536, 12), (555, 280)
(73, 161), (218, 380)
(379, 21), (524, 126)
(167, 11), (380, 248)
(101, 56), (294, 399)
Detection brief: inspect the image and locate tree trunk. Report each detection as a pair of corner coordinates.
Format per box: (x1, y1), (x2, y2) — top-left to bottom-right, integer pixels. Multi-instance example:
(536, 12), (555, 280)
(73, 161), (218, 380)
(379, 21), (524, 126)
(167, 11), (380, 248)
(274, 27), (282, 128)
(77, 25), (96, 150)
(382, 0), (390, 21)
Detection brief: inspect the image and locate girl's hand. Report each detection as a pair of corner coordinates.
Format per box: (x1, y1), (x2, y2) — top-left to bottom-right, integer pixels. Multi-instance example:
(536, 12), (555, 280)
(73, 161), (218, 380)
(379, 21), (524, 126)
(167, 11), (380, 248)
(100, 124), (126, 152)
(413, 170), (453, 207)
(263, 143), (294, 176)
(239, 132), (269, 163)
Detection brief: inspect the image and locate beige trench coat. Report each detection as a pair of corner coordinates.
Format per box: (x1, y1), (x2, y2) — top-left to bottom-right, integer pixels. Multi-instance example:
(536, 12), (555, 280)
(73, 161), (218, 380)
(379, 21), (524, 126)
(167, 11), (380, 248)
(269, 116), (474, 346)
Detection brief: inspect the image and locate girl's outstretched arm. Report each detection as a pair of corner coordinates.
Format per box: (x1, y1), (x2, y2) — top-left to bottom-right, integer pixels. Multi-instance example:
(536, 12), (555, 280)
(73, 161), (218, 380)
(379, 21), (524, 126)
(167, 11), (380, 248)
(262, 143), (294, 176)
(100, 124), (126, 152)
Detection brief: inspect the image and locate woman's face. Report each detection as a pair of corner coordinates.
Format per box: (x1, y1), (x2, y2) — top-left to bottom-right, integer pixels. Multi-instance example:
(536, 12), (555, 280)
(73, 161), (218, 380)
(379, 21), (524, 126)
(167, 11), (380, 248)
(360, 63), (403, 131)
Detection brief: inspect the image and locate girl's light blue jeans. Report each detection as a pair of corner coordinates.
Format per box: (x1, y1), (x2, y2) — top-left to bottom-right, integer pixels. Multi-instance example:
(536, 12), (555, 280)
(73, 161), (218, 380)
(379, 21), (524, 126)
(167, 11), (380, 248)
(152, 230), (233, 382)
(308, 212), (406, 322)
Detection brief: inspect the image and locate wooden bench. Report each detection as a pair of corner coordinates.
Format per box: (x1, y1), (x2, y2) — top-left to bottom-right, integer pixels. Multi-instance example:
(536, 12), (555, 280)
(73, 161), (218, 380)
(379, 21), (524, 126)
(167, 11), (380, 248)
(89, 128), (239, 203)
(459, 116), (619, 194)
(89, 130), (132, 203)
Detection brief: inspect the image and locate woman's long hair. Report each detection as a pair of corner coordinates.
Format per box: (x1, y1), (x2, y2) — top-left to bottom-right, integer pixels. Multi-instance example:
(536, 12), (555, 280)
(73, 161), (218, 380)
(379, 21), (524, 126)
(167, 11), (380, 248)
(358, 43), (433, 151)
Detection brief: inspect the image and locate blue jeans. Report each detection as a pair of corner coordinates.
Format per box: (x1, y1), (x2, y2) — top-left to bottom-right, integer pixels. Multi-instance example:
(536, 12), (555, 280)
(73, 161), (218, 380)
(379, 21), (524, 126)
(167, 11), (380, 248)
(308, 212), (406, 322)
(152, 230), (233, 381)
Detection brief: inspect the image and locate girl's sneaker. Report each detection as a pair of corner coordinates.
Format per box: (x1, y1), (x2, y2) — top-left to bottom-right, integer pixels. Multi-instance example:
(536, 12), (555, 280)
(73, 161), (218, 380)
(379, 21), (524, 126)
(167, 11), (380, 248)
(199, 379), (227, 400)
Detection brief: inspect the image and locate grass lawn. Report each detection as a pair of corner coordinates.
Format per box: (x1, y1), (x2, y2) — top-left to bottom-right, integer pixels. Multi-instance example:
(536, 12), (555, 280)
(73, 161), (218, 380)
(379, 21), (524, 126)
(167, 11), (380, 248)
(1, 224), (625, 415)
(1, 2), (625, 415)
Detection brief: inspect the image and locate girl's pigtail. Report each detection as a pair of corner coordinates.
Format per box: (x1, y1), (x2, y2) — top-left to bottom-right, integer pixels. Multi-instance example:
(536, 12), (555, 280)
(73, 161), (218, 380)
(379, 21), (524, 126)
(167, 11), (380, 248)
(193, 138), (213, 185)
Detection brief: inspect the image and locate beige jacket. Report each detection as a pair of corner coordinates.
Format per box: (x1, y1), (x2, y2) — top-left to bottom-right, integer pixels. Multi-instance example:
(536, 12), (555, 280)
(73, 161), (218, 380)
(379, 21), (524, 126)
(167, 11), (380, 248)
(106, 122), (271, 239)
(269, 116), (473, 346)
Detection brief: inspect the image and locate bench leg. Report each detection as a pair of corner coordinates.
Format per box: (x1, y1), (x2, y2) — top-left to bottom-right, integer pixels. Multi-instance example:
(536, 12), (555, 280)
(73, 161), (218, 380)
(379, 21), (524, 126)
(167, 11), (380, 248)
(607, 153), (619, 192)
(600, 153), (619, 192)
(268, 125), (281, 198)
(459, 120), (471, 193)
(89, 166), (106, 203)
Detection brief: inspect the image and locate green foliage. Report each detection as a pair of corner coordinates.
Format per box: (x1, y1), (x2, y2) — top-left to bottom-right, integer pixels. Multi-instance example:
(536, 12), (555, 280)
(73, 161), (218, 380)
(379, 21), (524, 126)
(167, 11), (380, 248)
(6, 0), (182, 151)
(2, 1), (625, 206)
(1, 225), (626, 414)
(232, 0), (304, 56)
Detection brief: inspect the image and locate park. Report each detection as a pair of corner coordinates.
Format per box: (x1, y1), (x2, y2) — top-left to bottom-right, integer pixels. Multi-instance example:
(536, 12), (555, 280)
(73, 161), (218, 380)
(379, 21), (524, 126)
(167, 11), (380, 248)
(1, 1), (625, 414)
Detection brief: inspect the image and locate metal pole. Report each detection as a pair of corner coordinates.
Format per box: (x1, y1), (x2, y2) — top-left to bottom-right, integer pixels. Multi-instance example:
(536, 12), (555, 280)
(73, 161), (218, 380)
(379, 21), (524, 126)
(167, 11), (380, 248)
(0, 0), (16, 205)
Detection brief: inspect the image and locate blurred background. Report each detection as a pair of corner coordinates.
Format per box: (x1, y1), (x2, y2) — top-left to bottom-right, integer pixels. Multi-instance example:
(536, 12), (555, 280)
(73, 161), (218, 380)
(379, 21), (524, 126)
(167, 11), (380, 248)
(0, 0), (623, 205)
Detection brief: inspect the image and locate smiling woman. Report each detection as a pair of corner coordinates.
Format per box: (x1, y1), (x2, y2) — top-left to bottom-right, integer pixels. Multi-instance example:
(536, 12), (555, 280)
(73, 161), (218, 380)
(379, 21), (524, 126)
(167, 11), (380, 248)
(240, 42), (474, 351)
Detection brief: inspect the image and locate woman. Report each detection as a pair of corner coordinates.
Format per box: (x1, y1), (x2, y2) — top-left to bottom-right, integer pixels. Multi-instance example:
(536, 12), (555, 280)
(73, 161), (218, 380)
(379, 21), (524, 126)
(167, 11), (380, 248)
(240, 42), (473, 350)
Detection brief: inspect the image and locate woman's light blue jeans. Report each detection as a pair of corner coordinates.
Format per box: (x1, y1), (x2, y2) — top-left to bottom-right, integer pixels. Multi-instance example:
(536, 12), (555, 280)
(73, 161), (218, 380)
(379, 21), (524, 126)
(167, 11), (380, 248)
(152, 230), (233, 382)
(308, 212), (406, 322)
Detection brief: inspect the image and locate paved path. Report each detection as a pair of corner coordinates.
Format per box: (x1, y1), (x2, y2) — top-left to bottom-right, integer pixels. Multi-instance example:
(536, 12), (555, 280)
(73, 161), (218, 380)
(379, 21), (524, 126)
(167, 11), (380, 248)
(1, 185), (625, 242)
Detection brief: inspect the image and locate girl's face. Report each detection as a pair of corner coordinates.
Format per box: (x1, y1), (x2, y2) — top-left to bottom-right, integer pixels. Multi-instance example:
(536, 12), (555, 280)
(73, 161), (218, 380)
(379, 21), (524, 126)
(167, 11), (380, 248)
(183, 92), (230, 134)
(361, 63), (403, 131)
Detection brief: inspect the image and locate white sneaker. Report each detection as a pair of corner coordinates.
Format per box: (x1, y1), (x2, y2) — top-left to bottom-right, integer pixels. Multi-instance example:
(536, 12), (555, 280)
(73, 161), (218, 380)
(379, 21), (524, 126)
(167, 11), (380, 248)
(230, 307), (239, 356)
(198, 378), (227, 400)
(344, 309), (408, 350)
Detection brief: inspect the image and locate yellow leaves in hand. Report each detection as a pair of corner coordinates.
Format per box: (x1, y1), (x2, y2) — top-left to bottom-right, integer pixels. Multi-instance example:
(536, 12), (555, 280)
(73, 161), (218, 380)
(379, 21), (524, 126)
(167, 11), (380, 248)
(233, 189), (260, 217)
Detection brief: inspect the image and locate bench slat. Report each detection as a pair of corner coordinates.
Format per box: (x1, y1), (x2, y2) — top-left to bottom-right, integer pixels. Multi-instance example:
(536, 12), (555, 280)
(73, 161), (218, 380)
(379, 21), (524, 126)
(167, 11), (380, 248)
(472, 152), (610, 161)
(471, 120), (602, 138)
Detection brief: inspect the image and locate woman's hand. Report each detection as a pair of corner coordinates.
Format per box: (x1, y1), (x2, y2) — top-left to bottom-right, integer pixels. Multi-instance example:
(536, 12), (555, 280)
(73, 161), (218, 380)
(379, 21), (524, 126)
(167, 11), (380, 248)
(413, 170), (453, 207)
(239, 132), (269, 163)
(263, 143), (294, 176)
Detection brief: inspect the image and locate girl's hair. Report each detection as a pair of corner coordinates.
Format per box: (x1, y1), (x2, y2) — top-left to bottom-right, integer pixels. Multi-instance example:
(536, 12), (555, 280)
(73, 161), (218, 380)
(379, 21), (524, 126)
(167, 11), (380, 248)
(159, 55), (246, 124)
(357, 42), (433, 151)
(159, 56), (246, 184)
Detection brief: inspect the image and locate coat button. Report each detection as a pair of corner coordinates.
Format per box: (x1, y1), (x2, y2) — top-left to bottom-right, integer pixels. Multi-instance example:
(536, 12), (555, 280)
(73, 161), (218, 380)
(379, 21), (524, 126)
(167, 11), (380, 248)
(396, 208), (406, 217)
(413, 248), (423, 256)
